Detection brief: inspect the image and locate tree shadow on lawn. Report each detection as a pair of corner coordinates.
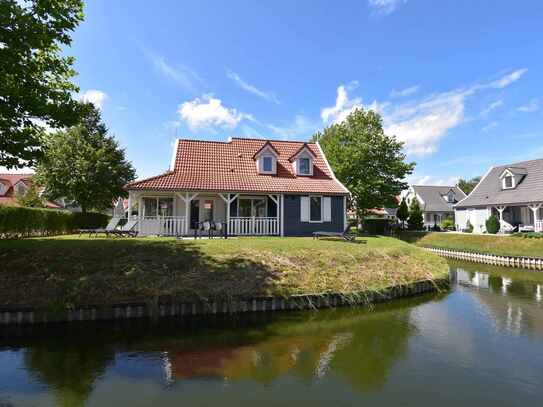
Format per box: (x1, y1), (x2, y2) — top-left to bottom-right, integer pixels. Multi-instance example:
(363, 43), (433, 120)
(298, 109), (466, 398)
(0, 237), (283, 307)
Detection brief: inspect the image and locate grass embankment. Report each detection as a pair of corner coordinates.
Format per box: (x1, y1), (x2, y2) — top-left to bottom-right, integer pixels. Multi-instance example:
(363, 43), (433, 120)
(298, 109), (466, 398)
(0, 236), (447, 308)
(409, 232), (543, 258)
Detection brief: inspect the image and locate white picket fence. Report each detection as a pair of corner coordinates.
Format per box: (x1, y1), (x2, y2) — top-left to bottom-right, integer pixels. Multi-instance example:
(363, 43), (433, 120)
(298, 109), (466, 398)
(229, 217), (279, 236)
(536, 220), (543, 233)
(138, 216), (186, 236)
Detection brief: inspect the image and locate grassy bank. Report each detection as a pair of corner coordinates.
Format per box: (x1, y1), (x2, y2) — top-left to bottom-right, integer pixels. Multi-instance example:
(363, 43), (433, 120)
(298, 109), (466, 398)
(407, 232), (543, 258)
(0, 236), (448, 308)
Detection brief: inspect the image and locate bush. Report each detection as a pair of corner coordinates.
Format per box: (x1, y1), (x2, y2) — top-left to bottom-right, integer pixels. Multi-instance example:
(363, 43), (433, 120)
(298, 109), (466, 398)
(0, 206), (109, 238)
(407, 199), (424, 231)
(440, 218), (455, 230)
(485, 215), (500, 234)
(465, 220), (473, 233)
(361, 218), (391, 235)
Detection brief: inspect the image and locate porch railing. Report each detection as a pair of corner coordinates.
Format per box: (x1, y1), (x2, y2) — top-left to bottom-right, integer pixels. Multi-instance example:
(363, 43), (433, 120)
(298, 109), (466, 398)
(536, 220), (543, 233)
(138, 216), (186, 236)
(229, 217), (279, 236)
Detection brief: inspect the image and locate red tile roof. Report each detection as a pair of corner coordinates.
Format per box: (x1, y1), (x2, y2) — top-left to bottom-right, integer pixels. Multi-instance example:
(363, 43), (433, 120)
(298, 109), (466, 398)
(0, 173), (62, 208)
(126, 138), (349, 195)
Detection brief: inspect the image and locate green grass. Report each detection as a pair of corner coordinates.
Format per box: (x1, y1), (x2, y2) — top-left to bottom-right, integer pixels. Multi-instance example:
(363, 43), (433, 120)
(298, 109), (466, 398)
(407, 232), (543, 258)
(0, 235), (448, 308)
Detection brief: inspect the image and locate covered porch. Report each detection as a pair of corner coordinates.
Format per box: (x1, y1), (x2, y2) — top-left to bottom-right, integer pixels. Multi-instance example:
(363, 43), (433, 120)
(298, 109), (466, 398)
(491, 203), (543, 233)
(126, 191), (282, 237)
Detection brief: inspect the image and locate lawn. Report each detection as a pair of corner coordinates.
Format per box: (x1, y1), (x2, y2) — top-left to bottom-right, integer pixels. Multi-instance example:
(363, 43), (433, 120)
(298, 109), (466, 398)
(408, 232), (543, 258)
(0, 235), (448, 308)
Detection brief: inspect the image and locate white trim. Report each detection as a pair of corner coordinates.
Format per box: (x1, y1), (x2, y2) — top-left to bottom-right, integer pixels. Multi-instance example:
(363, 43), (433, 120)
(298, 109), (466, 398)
(455, 166), (495, 208)
(308, 195), (324, 223)
(315, 141), (350, 194)
(343, 196), (347, 231)
(280, 194), (285, 236)
(170, 139), (179, 171)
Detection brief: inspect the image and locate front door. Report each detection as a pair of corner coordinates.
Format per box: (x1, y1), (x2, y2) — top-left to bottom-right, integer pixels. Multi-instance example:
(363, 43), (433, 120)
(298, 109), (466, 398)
(190, 200), (199, 229)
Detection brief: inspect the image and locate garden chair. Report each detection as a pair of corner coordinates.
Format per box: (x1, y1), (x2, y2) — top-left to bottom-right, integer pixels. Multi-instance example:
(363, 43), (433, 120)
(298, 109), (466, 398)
(313, 225), (357, 242)
(108, 219), (139, 237)
(79, 217), (121, 237)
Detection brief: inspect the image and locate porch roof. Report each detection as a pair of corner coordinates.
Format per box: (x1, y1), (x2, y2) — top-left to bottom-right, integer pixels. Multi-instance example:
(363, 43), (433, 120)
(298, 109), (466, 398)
(456, 158), (543, 208)
(126, 138), (349, 195)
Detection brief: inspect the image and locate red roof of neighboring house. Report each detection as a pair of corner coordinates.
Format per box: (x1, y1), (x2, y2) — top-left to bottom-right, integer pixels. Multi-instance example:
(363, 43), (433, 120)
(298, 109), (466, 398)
(0, 173), (62, 209)
(126, 138), (349, 195)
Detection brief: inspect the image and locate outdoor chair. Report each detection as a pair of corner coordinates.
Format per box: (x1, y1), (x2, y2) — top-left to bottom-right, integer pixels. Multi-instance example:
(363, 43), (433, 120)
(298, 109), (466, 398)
(107, 219), (139, 237)
(211, 221), (225, 239)
(313, 225), (358, 242)
(194, 221), (212, 239)
(79, 217), (121, 237)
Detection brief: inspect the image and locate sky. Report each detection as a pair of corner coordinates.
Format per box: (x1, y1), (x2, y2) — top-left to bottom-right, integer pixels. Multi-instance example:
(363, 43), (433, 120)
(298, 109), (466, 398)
(9, 0), (543, 185)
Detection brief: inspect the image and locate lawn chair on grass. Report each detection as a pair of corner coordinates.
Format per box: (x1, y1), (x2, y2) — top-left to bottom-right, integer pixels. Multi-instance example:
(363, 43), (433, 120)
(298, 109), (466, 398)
(108, 219), (139, 237)
(79, 217), (121, 237)
(313, 225), (358, 242)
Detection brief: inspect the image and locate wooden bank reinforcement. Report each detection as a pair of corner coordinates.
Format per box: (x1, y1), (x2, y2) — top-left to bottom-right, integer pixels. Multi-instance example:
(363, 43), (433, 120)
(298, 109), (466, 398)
(0, 278), (448, 325)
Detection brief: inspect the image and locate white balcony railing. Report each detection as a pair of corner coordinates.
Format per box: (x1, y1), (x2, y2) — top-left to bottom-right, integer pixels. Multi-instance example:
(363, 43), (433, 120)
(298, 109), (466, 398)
(229, 217), (279, 236)
(138, 216), (186, 236)
(536, 220), (543, 233)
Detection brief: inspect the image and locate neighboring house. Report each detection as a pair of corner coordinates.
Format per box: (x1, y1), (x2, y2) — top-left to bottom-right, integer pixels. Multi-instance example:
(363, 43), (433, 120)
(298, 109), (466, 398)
(125, 137), (349, 236)
(455, 159), (543, 233)
(0, 174), (62, 209)
(404, 185), (466, 229)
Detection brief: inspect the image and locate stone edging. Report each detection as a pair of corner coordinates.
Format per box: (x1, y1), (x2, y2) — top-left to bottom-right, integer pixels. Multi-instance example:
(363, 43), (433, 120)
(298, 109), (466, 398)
(424, 247), (543, 270)
(0, 279), (448, 325)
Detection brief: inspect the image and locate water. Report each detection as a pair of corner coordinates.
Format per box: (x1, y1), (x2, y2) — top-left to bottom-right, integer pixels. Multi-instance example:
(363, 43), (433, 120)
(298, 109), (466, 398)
(2, 260), (543, 406)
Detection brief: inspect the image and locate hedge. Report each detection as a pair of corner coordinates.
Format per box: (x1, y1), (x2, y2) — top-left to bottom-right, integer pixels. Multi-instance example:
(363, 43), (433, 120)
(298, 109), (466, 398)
(0, 206), (109, 238)
(362, 218), (391, 235)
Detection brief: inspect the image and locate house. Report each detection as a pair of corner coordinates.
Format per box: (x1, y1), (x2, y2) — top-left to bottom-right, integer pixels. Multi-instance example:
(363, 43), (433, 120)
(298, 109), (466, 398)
(454, 159), (543, 233)
(0, 174), (62, 209)
(403, 185), (466, 229)
(125, 137), (350, 236)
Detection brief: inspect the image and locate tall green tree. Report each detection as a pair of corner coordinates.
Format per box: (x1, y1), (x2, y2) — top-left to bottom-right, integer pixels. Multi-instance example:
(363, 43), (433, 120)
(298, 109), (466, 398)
(457, 176), (481, 195)
(0, 0), (84, 168)
(396, 198), (409, 228)
(407, 198), (424, 231)
(36, 104), (136, 213)
(16, 181), (44, 208)
(314, 108), (415, 218)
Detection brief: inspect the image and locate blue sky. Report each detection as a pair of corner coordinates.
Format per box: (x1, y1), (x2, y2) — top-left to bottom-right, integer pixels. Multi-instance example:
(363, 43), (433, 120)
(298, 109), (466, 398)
(53, 0), (543, 183)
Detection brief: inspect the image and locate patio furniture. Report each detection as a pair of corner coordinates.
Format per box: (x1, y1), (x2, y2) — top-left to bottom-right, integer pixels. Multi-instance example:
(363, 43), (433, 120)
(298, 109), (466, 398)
(194, 221), (212, 239)
(519, 224), (535, 233)
(79, 217), (121, 237)
(313, 226), (357, 242)
(211, 221), (225, 239)
(107, 219), (139, 237)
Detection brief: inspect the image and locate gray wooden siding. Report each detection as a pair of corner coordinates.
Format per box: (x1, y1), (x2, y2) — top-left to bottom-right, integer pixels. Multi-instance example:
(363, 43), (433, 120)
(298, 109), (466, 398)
(283, 195), (344, 236)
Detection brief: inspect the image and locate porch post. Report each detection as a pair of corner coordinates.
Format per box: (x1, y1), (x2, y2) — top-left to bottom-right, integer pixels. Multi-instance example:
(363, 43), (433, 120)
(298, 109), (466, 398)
(127, 192), (132, 219)
(495, 206), (507, 233)
(185, 192), (190, 235)
(528, 203), (542, 232)
(280, 194), (285, 237)
(226, 193), (230, 237)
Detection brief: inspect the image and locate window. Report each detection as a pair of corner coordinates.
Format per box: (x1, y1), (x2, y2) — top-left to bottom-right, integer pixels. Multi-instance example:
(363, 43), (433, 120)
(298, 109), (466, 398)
(503, 176), (513, 189)
(237, 198), (267, 217)
(143, 198), (158, 217)
(143, 197), (173, 217)
(15, 183), (27, 196)
(263, 156), (273, 172)
(299, 158), (311, 175)
(310, 196), (322, 222)
(203, 200), (214, 221)
(0, 183), (6, 196)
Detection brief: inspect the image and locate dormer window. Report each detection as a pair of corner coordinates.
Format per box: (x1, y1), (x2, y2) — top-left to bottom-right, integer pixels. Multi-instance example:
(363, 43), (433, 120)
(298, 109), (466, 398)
(503, 175), (514, 189)
(15, 182), (27, 196)
(253, 141), (279, 175)
(499, 167), (526, 190)
(289, 143), (316, 177)
(0, 182), (6, 196)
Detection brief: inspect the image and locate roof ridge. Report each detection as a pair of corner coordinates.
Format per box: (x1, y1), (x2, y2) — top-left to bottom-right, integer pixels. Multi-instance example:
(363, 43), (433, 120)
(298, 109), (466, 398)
(496, 157), (543, 168)
(125, 171), (174, 187)
(230, 137), (315, 144)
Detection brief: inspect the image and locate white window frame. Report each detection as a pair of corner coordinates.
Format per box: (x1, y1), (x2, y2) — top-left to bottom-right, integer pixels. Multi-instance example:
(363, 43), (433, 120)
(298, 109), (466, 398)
(309, 195), (323, 223)
(141, 196), (174, 217)
(259, 154), (276, 174)
(502, 175), (515, 189)
(297, 157), (313, 176)
(14, 181), (27, 196)
(236, 197), (268, 218)
(0, 182), (6, 196)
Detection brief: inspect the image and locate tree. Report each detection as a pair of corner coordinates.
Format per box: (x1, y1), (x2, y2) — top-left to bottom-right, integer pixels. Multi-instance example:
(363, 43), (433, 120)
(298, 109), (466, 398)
(407, 199), (424, 230)
(314, 109), (415, 218)
(0, 0), (84, 169)
(16, 182), (44, 208)
(35, 104), (136, 213)
(485, 215), (500, 234)
(396, 198), (409, 228)
(457, 176), (481, 195)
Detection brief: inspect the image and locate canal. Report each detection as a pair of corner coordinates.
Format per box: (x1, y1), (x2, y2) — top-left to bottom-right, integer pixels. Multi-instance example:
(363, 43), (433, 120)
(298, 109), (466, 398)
(1, 260), (543, 406)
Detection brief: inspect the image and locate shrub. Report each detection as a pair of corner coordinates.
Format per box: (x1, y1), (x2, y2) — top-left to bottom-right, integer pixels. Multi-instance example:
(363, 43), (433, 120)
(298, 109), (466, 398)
(0, 206), (109, 238)
(465, 220), (473, 233)
(485, 215), (500, 234)
(440, 218), (455, 230)
(362, 218), (390, 235)
(407, 199), (424, 231)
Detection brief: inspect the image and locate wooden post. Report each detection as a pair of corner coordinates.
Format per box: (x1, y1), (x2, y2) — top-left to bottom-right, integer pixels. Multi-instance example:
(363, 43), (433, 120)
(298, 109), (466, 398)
(127, 192), (132, 220)
(528, 203), (542, 232)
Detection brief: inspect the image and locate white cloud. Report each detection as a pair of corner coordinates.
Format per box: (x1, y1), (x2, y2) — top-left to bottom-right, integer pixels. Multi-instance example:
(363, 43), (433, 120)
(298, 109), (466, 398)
(226, 70), (280, 104)
(178, 95), (247, 131)
(147, 53), (204, 91)
(368, 0), (407, 14)
(408, 175), (460, 187)
(517, 98), (540, 113)
(390, 85), (419, 98)
(268, 115), (319, 139)
(79, 89), (107, 109)
(488, 68), (527, 89)
(481, 100), (503, 116)
(482, 121), (498, 132)
(321, 69), (528, 157)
